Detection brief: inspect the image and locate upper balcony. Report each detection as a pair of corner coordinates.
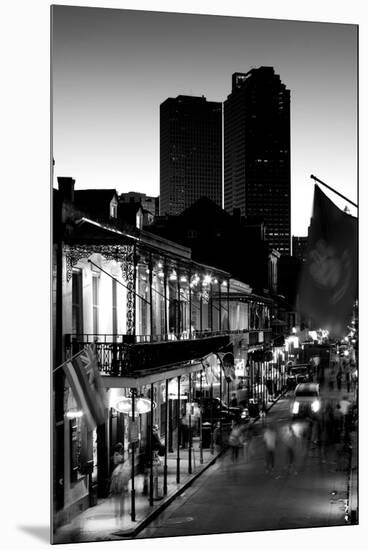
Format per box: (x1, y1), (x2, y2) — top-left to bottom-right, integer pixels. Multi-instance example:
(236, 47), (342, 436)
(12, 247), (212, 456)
(65, 331), (231, 377)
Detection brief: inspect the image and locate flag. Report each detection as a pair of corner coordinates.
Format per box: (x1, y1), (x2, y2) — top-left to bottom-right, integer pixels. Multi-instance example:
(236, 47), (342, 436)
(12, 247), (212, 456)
(298, 185), (357, 337)
(63, 345), (108, 430)
(218, 352), (236, 382)
(203, 353), (219, 385)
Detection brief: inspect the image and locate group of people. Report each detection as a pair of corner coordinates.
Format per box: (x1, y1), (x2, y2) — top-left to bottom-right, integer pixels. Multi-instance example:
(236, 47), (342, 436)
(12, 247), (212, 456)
(328, 357), (356, 395)
(108, 424), (165, 523)
(227, 390), (356, 477)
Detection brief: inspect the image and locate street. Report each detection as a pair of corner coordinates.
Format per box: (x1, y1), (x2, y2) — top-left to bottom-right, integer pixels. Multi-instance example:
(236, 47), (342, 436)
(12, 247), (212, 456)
(137, 379), (356, 538)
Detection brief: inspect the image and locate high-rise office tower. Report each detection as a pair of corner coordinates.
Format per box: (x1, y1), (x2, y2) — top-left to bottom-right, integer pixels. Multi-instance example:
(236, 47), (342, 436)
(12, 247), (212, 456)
(160, 95), (222, 216)
(224, 67), (291, 255)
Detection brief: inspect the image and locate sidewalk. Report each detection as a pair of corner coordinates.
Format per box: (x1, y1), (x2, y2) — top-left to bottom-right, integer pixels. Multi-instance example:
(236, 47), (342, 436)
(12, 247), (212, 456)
(53, 444), (224, 543)
(53, 392), (279, 545)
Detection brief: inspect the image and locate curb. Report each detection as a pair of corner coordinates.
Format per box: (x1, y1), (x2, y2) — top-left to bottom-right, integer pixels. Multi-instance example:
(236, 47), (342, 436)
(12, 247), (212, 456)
(127, 447), (226, 538)
(129, 390), (288, 538)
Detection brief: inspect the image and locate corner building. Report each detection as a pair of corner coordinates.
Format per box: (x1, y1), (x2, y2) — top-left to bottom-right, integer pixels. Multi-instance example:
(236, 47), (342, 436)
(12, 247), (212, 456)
(160, 95), (222, 215)
(224, 67), (291, 255)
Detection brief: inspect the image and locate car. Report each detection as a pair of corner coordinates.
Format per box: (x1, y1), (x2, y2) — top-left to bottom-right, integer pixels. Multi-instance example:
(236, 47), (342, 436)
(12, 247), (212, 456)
(286, 364), (312, 389)
(290, 383), (321, 419)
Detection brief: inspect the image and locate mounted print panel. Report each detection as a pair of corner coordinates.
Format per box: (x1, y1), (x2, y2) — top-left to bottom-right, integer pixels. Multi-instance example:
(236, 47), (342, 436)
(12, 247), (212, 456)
(51, 5), (358, 544)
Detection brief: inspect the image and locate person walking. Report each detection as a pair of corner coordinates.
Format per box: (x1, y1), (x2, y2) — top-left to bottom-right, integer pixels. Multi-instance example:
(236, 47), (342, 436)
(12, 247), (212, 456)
(259, 402), (267, 426)
(345, 370), (351, 393)
(228, 418), (242, 463)
(263, 423), (277, 473)
(109, 443), (130, 525)
(339, 395), (352, 443)
(282, 424), (297, 474)
(143, 424), (164, 496)
(242, 422), (254, 463)
(179, 413), (189, 448)
(230, 393), (238, 407)
(336, 369), (342, 391)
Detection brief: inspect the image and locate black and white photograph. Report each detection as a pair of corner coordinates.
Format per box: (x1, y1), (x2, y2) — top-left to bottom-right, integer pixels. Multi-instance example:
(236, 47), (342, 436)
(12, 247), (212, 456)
(5, 2), (367, 549)
(50, 3), (360, 545)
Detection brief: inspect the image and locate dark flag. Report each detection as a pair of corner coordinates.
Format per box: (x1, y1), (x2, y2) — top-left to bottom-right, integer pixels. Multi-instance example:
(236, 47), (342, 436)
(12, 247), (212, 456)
(298, 184), (357, 337)
(63, 345), (108, 430)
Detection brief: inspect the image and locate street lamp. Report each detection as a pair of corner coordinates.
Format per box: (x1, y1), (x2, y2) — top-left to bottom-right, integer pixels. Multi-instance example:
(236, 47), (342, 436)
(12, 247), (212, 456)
(113, 397), (154, 415)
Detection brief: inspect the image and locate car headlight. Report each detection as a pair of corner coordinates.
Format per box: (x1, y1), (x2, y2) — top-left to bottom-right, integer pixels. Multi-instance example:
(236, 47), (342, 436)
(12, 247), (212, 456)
(292, 401), (299, 414)
(311, 400), (320, 413)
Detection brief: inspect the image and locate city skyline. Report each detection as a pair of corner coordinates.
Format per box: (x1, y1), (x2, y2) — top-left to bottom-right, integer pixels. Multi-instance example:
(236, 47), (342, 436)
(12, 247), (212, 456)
(52, 6), (357, 237)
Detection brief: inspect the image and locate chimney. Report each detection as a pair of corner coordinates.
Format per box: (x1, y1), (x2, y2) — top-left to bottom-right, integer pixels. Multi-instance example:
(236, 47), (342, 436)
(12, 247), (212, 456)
(57, 177), (75, 203)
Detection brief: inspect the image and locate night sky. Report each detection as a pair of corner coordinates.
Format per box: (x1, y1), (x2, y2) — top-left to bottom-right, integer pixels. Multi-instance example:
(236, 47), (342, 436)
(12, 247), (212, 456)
(52, 6), (357, 236)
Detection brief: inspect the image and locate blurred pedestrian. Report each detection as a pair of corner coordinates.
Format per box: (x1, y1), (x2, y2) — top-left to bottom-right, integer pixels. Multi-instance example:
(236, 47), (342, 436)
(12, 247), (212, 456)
(213, 421), (222, 452)
(242, 422), (254, 463)
(179, 413), (189, 448)
(143, 425), (164, 496)
(109, 443), (130, 524)
(324, 401), (335, 446)
(259, 402), (267, 426)
(282, 424), (297, 474)
(336, 369), (342, 391)
(263, 423), (277, 473)
(230, 392), (238, 407)
(339, 395), (351, 443)
(345, 371), (351, 393)
(228, 418), (243, 463)
(334, 403), (343, 442)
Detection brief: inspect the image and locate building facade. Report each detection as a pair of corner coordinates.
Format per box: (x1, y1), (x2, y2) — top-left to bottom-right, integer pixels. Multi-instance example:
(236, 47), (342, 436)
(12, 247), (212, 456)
(160, 95), (222, 215)
(224, 67), (291, 255)
(53, 178), (291, 533)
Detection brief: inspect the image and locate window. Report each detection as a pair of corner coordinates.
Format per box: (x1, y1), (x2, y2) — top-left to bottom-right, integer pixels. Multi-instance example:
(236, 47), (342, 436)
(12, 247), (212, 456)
(110, 199), (118, 218)
(72, 269), (83, 335)
(112, 279), (117, 337)
(92, 274), (100, 335)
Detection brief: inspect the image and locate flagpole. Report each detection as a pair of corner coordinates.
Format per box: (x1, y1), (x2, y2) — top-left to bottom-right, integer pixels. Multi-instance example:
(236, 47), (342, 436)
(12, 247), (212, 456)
(52, 348), (86, 373)
(310, 174), (358, 208)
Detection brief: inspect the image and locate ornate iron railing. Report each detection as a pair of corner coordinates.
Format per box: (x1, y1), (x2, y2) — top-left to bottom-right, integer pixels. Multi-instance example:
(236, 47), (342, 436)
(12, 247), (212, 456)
(66, 332), (231, 376)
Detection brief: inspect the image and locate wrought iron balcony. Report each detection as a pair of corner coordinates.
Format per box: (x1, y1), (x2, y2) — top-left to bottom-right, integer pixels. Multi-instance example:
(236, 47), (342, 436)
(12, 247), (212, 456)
(65, 332), (231, 377)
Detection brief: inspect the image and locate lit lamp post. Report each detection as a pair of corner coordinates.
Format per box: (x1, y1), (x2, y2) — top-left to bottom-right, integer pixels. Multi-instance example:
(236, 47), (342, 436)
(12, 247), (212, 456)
(164, 379), (169, 495)
(113, 393), (154, 521)
(177, 375), (181, 484)
(188, 373), (192, 474)
(199, 370), (203, 464)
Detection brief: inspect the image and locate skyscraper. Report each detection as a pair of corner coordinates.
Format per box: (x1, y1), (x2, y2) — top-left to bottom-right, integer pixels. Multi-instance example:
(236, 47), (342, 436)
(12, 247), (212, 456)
(224, 67), (291, 255)
(160, 95), (222, 216)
